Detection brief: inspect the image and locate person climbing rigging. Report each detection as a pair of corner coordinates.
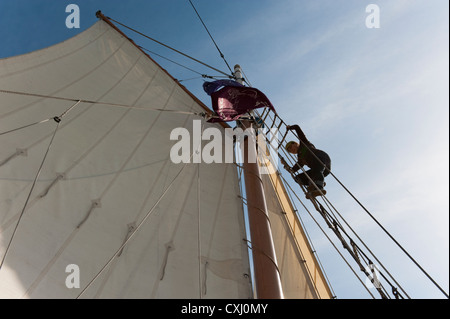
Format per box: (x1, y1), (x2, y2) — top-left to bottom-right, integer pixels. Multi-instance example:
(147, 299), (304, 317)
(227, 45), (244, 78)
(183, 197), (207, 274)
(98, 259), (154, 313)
(282, 124), (331, 199)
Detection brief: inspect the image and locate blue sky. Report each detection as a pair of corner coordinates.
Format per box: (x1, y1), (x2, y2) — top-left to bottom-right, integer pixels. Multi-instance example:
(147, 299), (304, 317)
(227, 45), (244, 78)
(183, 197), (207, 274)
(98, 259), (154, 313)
(0, 0), (448, 299)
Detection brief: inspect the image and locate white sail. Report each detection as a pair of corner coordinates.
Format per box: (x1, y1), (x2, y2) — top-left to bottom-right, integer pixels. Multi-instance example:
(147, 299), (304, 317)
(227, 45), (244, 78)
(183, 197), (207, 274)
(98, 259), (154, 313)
(0, 20), (251, 298)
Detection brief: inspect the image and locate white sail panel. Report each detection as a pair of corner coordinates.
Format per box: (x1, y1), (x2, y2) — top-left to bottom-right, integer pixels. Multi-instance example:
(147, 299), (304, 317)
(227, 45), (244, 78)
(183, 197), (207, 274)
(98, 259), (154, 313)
(259, 154), (332, 299)
(0, 20), (251, 298)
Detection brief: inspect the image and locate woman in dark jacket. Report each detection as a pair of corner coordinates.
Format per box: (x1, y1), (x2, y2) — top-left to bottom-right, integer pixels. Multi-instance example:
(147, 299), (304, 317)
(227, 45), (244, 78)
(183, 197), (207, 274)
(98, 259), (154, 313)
(283, 124), (331, 198)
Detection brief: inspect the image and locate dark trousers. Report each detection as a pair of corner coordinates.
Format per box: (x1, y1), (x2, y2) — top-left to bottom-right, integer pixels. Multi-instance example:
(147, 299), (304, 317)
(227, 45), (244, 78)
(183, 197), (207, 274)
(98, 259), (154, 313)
(294, 149), (331, 189)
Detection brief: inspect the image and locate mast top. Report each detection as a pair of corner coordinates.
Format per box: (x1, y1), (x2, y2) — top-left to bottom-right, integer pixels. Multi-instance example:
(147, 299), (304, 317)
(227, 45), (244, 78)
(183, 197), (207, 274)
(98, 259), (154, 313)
(234, 64), (243, 84)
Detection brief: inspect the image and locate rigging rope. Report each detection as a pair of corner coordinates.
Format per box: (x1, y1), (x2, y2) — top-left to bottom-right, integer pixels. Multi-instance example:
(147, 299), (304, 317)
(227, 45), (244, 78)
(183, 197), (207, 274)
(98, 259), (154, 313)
(105, 16), (232, 78)
(197, 162), (203, 298)
(328, 168), (449, 299)
(196, 121), (205, 299)
(0, 89), (209, 120)
(139, 46), (220, 80)
(0, 117), (52, 137)
(187, 0), (234, 75)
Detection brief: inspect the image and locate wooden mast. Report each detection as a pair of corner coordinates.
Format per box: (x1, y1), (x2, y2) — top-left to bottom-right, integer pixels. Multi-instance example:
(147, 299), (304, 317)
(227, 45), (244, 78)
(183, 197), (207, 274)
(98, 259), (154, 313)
(235, 65), (284, 299)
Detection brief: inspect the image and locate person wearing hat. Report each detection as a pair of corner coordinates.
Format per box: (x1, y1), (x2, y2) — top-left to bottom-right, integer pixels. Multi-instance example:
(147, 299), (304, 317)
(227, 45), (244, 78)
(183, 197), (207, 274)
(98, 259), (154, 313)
(283, 124), (331, 198)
